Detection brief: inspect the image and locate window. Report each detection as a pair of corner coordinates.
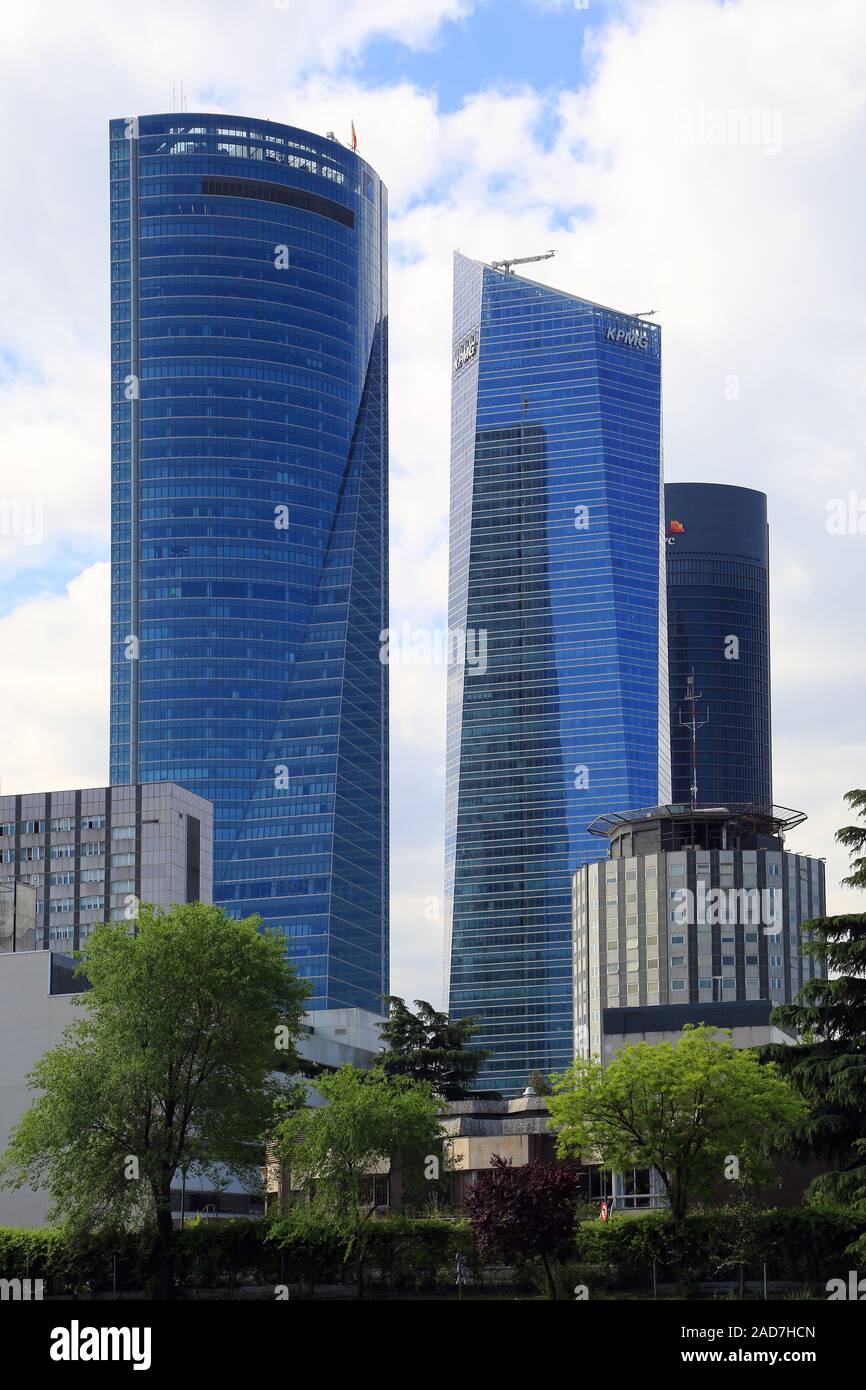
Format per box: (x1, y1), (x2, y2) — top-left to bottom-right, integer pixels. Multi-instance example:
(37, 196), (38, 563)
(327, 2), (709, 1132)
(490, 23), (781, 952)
(111, 825), (136, 840)
(671, 979), (686, 991)
(671, 956), (685, 967)
(671, 934), (684, 945)
(669, 864), (685, 876)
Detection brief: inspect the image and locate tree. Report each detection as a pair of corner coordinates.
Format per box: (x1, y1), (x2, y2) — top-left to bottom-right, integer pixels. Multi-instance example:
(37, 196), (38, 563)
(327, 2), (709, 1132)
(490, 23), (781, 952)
(0, 903), (309, 1298)
(377, 996), (489, 1099)
(464, 1156), (580, 1299)
(528, 1069), (553, 1096)
(761, 788), (866, 1203)
(548, 1025), (805, 1225)
(272, 1065), (446, 1296)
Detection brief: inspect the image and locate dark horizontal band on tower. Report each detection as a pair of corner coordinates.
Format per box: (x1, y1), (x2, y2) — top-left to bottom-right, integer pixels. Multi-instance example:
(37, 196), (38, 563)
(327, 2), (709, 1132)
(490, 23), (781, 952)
(200, 176), (355, 229)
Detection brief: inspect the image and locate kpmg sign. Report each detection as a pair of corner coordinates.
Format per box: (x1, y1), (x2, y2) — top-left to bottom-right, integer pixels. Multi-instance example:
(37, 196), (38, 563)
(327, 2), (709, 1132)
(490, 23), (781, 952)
(605, 321), (649, 351)
(453, 329), (480, 374)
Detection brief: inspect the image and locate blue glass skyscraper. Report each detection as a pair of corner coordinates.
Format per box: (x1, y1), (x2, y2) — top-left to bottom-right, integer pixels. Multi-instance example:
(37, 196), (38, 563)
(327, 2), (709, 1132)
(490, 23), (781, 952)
(665, 482), (772, 807)
(109, 114), (388, 1010)
(445, 254), (669, 1094)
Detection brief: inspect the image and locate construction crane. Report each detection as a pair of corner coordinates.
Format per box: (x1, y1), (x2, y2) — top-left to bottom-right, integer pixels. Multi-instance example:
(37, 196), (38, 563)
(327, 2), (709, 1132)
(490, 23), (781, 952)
(490, 250), (556, 274)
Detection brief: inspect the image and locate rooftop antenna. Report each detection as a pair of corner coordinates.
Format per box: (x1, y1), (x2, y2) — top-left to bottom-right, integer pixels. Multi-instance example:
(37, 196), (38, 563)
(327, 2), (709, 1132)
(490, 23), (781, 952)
(490, 249), (556, 275)
(678, 670), (709, 806)
(632, 309), (657, 318)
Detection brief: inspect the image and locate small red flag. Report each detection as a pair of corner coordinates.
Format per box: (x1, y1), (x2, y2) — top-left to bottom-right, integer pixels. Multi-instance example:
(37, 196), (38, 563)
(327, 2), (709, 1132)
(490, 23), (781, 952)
(351, 120), (358, 151)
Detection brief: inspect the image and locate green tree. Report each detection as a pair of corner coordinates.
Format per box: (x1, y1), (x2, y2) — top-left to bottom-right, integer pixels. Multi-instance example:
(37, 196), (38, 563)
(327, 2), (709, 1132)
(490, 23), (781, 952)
(378, 996), (489, 1099)
(762, 788), (866, 1203)
(272, 1065), (446, 1296)
(0, 903), (309, 1297)
(548, 1025), (805, 1224)
(528, 1069), (553, 1096)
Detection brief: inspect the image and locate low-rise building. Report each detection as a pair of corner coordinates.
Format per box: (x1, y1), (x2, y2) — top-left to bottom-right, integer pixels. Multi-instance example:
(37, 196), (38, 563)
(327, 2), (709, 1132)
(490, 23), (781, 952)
(0, 781), (213, 952)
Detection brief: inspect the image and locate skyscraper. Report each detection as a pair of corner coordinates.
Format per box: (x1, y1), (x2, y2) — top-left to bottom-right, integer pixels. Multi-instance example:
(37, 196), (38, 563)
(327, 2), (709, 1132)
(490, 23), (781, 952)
(109, 114), (388, 1011)
(665, 483), (771, 807)
(445, 254), (668, 1095)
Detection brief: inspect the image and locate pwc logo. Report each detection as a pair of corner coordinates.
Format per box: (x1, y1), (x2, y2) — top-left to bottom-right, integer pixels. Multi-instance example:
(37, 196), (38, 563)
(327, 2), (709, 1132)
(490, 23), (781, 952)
(665, 519), (685, 546)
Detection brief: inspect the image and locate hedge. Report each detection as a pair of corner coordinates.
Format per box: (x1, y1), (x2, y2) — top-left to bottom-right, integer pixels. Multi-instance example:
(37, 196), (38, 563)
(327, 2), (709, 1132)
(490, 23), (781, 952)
(573, 1207), (866, 1288)
(0, 1216), (473, 1295)
(2, 1207), (863, 1296)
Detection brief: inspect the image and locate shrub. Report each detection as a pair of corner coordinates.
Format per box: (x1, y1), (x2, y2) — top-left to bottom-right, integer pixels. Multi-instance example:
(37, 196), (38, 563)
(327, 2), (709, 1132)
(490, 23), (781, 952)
(573, 1207), (866, 1289)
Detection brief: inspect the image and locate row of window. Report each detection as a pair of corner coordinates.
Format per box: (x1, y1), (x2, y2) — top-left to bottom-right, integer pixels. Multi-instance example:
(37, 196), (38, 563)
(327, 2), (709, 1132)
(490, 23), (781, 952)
(0, 815), (108, 836)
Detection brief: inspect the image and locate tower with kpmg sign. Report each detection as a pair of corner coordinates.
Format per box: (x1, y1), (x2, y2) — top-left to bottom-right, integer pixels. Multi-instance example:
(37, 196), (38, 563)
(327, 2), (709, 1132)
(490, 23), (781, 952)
(444, 253), (668, 1095)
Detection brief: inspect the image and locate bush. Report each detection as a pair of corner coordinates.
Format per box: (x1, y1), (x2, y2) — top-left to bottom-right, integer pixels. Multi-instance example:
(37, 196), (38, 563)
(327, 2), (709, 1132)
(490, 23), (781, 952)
(267, 1209), (473, 1292)
(573, 1207), (866, 1290)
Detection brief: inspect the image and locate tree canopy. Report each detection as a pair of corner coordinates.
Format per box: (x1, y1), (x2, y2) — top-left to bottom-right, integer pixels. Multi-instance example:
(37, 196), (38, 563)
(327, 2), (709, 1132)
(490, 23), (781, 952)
(272, 1064), (446, 1293)
(548, 1024), (805, 1223)
(377, 996), (489, 1098)
(0, 902), (310, 1295)
(274, 1064), (445, 1219)
(464, 1155), (580, 1299)
(761, 788), (866, 1203)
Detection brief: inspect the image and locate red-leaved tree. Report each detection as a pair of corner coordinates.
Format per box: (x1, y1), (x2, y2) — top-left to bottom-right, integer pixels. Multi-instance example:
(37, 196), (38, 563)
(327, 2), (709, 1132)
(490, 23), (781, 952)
(464, 1155), (580, 1299)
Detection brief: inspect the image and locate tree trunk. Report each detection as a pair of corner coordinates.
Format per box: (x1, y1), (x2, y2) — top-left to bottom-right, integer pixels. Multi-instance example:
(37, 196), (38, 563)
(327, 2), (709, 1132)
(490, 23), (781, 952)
(151, 1201), (175, 1300)
(539, 1250), (558, 1301)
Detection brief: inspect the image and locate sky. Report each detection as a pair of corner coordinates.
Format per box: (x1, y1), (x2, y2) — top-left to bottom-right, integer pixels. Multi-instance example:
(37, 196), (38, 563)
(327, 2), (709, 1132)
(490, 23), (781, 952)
(0, 0), (864, 1007)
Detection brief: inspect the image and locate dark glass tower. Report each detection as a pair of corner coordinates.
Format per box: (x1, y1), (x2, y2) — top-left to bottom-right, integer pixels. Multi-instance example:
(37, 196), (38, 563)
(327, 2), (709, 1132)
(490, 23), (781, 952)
(665, 483), (771, 807)
(445, 254), (669, 1095)
(109, 114), (388, 1010)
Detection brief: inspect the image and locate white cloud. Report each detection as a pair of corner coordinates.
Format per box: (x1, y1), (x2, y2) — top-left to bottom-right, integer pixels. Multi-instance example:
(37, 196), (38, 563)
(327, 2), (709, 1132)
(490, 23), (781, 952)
(0, 564), (110, 796)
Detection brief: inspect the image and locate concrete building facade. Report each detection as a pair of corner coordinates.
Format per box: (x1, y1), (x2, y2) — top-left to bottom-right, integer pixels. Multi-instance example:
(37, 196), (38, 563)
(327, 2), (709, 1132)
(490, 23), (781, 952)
(0, 782), (213, 952)
(573, 802), (825, 1060)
